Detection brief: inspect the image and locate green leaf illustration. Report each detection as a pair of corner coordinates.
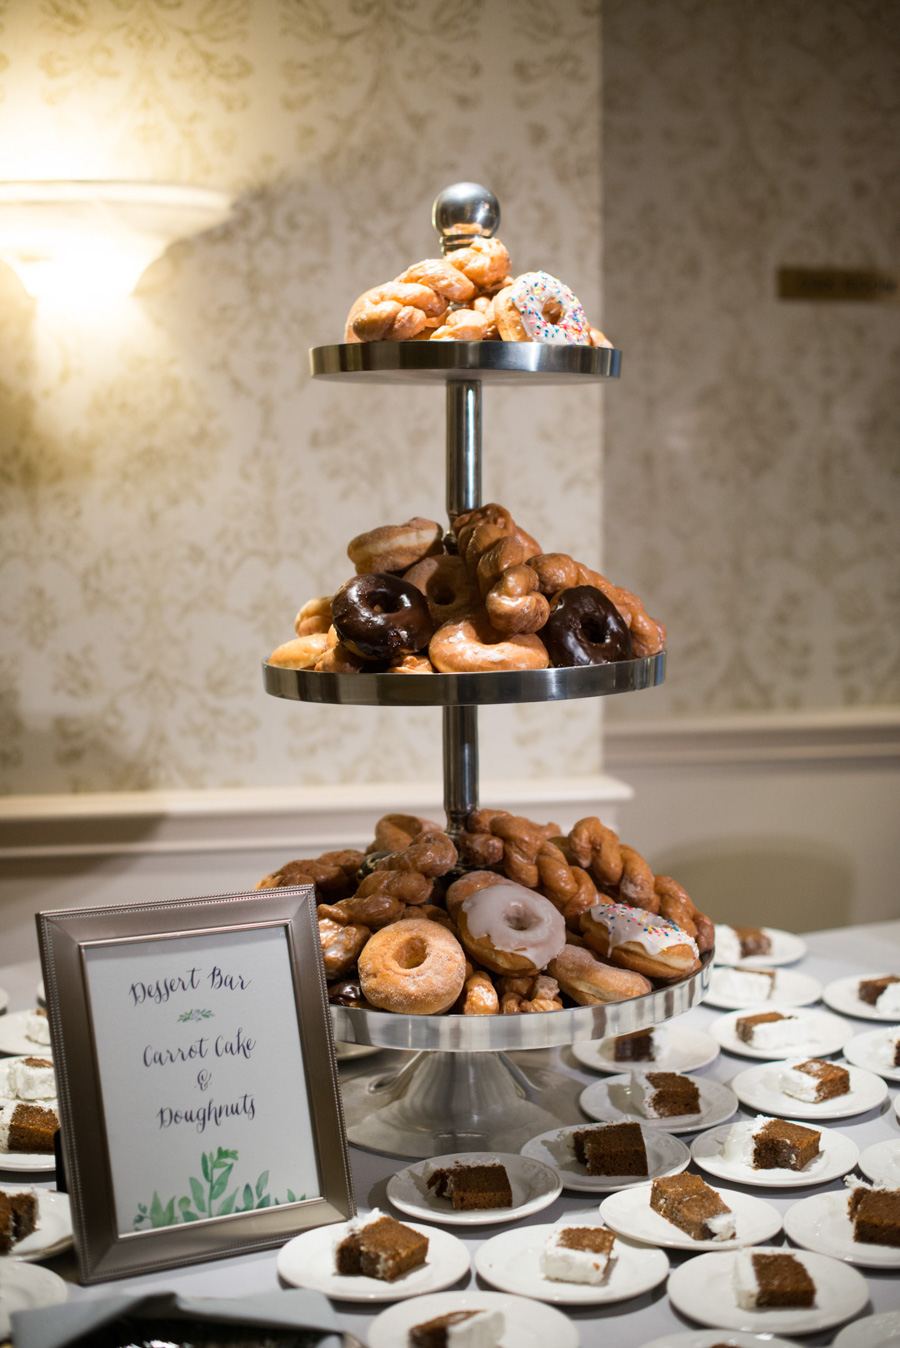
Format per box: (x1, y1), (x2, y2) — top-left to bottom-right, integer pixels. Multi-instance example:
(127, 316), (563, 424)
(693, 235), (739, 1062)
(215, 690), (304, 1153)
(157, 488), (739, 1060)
(255, 1170), (269, 1199)
(257, 1195), (271, 1208)
(242, 1183), (254, 1211)
(181, 1209), (200, 1222)
(218, 1189), (238, 1216)
(201, 1153), (211, 1182)
(190, 1177), (207, 1213)
(210, 1164), (233, 1201)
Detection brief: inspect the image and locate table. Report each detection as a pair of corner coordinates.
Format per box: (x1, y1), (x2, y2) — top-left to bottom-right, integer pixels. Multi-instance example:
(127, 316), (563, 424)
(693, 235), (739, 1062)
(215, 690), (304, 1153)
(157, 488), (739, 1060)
(2, 921), (899, 1347)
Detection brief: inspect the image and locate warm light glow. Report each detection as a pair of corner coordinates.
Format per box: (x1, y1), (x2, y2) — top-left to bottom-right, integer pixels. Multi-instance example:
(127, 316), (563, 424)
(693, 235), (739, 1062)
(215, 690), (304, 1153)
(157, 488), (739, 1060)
(0, 181), (233, 299)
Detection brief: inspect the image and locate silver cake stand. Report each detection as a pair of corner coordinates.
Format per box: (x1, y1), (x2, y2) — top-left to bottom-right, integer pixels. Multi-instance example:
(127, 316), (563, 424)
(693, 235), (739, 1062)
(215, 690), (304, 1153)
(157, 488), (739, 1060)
(262, 184), (706, 1157)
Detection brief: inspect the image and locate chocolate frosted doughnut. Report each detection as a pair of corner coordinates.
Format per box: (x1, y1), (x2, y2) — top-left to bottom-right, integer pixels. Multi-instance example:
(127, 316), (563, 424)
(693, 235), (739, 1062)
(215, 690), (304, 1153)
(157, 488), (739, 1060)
(332, 573), (434, 662)
(541, 585), (633, 666)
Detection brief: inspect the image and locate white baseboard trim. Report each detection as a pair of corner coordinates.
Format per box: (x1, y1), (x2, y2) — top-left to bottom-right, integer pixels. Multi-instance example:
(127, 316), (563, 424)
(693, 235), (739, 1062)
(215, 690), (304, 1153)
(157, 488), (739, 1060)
(0, 775), (632, 861)
(606, 707), (900, 767)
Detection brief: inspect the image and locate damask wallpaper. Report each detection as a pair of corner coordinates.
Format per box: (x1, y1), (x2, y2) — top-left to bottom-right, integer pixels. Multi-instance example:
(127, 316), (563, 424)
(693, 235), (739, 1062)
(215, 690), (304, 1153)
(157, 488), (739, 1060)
(0, 0), (607, 794)
(602, 0), (900, 721)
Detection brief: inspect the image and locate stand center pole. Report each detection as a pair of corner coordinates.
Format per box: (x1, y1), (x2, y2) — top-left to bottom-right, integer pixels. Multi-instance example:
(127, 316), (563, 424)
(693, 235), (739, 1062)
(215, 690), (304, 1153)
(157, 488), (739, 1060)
(444, 380), (482, 834)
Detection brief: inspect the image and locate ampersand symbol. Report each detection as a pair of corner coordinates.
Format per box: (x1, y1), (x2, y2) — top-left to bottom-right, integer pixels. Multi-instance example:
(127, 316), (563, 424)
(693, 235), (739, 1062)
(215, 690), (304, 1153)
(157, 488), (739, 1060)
(197, 1069), (212, 1091)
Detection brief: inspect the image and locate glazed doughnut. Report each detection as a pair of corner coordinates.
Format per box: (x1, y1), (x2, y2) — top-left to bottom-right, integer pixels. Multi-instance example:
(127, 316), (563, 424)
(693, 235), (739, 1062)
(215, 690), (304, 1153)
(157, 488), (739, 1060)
(332, 573), (434, 661)
(458, 810), (559, 889)
(429, 309), (489, 342)
(255, 856), (353, 901)
(485, 564), (550, 635)
(475, 536), (537, 596)
(444, 870), (509, 922)
(568, 816), (624, 888)
(268, 633), (329, 669)
(520, 974), (563, 1012)
(327, 979), (368, 1007)
(294, 597), (333, 636)
(358, 918), (467, 1015)
(318, 895), (405, 930)
(399, 904), (460, 937)
(453, 503), (541, 572)
(654, 875), (715, 954)
(457, 882), (566, 976)
(403, 554), (479, 624)
(314, 638), (368, 673)
(580, 902), (699, 979)
(526, 553), (666, 658)
(546, 944), (652, 1005)
(348, 517), (443, 575)
(319, 918), (370, 979)
(541, 586), (633, 666)
(446, 237), (510, 290)
(358, 868), (434, 907)
(374, 829), (458, 878)
(493, 271), (592, 345)
(345, 282), (447, 342)
(397, 258), (477, 305)
(387, 652), (435, 673)
(455, 828), (505, 869)
(459, 969), (499, 1015)
(371, 813), (443, 854)
(430, 609), (549, 673)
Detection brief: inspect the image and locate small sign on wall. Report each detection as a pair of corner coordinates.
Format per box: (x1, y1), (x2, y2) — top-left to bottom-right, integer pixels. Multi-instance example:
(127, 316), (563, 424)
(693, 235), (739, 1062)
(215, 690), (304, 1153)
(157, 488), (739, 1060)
(38, 886), (354, 1283)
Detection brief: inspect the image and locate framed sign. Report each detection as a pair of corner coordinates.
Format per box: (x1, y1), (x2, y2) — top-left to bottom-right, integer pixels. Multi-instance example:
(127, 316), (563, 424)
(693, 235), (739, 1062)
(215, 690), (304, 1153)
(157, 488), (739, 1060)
(37, 885), (354, 1284)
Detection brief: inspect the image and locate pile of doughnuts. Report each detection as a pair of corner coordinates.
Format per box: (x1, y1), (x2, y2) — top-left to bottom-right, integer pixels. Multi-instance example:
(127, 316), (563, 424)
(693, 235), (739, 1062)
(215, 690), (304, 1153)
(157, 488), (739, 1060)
(255, 809), (714, 1017)
(345, 238), (613, 348)
(268, 503), (666, 674)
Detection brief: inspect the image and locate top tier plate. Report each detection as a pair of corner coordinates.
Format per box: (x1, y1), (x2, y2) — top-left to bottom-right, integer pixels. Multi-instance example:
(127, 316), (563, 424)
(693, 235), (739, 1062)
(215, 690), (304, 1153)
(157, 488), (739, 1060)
(310, 341), (621, 385)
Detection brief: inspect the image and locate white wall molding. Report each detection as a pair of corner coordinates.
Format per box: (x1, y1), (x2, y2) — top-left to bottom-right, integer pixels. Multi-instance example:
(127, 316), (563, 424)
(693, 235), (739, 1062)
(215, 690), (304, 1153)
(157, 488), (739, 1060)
(606, 708), (900, 768)
(0, 776), (632, 861)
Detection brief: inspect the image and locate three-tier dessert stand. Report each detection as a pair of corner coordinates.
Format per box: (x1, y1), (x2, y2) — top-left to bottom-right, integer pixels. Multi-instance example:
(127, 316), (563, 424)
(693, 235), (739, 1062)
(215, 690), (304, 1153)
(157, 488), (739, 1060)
(263, 184), (711, 1157)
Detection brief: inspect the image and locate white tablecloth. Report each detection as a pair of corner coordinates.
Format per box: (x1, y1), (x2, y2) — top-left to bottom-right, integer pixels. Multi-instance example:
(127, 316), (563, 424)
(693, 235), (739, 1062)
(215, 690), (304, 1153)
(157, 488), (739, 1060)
(2, 920), (899, 1347)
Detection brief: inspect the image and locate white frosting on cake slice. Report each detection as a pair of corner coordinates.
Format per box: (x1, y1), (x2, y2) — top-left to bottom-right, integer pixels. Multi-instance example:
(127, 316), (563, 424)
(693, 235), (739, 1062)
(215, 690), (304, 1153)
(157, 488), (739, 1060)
(743, 1014), (799, 1050)
(713, 926), (742, 965)
(539, 1225), (617, 1284)
(9, 1058), (56, 1101)
(443, 1311), (505, 1348)
(704, 1209), (737, 1240)
(721, 1114), (774, 1166)
(714, 967), (775, 1002)
(25, 1011), (51, 1046)
(877, 984), (900, 1016)
(732, 1248), (762, 1307)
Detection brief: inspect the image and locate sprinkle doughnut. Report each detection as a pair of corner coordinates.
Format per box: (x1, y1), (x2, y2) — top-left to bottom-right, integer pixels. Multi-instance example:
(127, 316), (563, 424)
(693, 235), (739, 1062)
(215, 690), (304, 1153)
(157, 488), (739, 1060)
(332, 573), (434, 661)
(494, 271), (593, 345)
(580, 902), (699, 979)
(546, 944), (652, 1005)
(457, 883), (566, 976)
(358, 918), (467, 1014)
(430, 609), (549, 673)
(348, 517), (443, 575)
(403, 554), (479, 624)
(541, 586), (633, 666)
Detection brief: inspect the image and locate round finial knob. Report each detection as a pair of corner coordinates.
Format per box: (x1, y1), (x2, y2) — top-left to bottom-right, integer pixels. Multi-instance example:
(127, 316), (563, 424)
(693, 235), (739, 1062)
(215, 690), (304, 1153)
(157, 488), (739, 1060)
(432, 182), (500, 253)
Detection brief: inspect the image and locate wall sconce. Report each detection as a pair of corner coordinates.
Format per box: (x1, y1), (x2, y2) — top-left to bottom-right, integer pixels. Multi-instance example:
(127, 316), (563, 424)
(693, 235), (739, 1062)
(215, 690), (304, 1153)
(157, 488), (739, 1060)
(0, 181), (234, 300)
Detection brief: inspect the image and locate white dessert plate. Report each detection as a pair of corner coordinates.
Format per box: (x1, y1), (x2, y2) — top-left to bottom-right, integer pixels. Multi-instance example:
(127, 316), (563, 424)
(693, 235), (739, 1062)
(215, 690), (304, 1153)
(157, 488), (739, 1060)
(784, 1190), (900, 1268)
(0, 1055), (58, 1112)
(367, 1290), (579, 1348)
(0, 1261), (67, 1341)
(730, 1058), (888, 1120)
(578, 1074), (737, 1134)
(705, 967), (822, 1010)
(713, 926), (807, 967)
(473, 1219), (669, 1305)
(521, 1123), (690, 1192)
(571, 1026), (719, 1076)
(859, 1140), (900, 1188)
(710, 1006), (852, 1059)
(666, 1246), (868, 1335)
(0, 1183), (72, 1261)
(276, 1218), (469, 1301)
(0, 1126), (57, 1174)
(833, 1310), (900, 1347)
(386, 1151), (561, 1226)
(599, 1181), (782, 1251)
(0, 1011), (52, 1058)
(843, 1025), (900, 1082)
(0, 987), (8, 1015)
(691, 1119), (859, 1189)
(823, 973), (900, 1022)
(640, 1331), (800, 1348)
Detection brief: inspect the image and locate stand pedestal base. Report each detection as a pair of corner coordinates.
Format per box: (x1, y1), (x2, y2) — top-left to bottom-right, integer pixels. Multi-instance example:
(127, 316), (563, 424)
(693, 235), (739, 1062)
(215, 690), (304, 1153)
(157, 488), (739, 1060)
(339, 1049), (586, 1158)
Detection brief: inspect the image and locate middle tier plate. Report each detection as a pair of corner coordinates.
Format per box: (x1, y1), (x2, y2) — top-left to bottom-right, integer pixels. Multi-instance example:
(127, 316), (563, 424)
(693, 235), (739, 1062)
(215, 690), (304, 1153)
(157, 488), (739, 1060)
(263, 652), (665, 707)
(330, 949), (711, 1052)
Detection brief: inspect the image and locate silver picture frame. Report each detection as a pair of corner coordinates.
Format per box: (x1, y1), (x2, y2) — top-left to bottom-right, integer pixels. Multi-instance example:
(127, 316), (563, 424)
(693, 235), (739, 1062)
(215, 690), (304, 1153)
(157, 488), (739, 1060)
(37, 885), (355, 1284)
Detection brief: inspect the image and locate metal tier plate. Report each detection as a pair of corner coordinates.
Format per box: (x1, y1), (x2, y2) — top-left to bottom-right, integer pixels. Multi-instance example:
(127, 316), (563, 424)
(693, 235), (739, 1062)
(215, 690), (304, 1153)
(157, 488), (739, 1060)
(332, 949), (710, 1052)
(310, 341), (621, 384)
(264, 652), (665, 707)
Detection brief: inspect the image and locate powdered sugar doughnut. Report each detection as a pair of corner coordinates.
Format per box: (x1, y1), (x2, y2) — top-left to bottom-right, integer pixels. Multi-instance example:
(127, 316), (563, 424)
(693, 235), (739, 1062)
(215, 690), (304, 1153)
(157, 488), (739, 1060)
(457, 883), (566, 976)
(358, 918), (466, 1015)
(494, 271), (592, 345)
(580, 902), (698, 978)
